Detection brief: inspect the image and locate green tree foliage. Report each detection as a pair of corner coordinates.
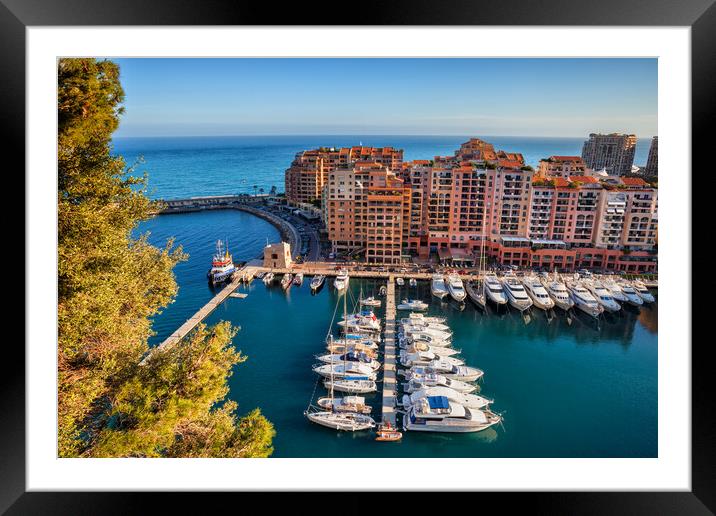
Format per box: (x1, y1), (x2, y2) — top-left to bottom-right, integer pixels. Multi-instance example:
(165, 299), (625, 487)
(57, 58), (273, 458)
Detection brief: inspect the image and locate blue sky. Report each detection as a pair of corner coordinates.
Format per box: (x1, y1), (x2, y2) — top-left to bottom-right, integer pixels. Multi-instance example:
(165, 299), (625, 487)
(111, 58), (657, 138)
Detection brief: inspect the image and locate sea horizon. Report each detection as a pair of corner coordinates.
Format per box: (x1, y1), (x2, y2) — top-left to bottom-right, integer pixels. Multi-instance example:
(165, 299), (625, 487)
(113, 134), (653, 200)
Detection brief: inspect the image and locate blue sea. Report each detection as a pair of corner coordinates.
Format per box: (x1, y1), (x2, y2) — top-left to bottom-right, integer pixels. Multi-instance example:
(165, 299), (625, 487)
(114, 135), (652, 200)
(129, 136), (657, 458)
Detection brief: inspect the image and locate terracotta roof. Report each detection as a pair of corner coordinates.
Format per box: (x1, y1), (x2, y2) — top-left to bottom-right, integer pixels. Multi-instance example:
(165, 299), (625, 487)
(568, 175), (599, 184)
(552, 178), (570, 187)
(621, 177), (648, 186)
(497, 159), (525, 169)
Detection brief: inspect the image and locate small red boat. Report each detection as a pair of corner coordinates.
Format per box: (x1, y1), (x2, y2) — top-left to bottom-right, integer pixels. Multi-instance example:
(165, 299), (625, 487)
(375, 422), (402, 442)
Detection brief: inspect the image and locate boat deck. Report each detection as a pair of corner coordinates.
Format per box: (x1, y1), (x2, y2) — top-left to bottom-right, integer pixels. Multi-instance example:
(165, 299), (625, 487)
(381, 277), (398, 427)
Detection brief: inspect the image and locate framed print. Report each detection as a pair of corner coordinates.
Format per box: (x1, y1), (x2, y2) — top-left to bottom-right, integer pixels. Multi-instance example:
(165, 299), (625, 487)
(8, 0), (713, 512)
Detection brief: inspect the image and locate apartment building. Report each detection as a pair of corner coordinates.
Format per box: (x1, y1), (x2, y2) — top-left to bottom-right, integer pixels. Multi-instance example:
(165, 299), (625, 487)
(285, 146), (403, 204)
(581, 133), (637, 176)
(324, 162), (411, 264)
(538, 156), (588, 178)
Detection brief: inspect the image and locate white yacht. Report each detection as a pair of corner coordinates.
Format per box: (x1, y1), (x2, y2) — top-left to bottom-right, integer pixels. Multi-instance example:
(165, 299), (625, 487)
(446, 273), (467, 303)
(409, 363), (483, 382)
(484, 274), (508, 306)
(316, 395), (372, 414)
(430, 273), (449, 299)
(263, 272), (275, 285)
(631, 280), (655, 303)
(403, 396), (502, 433)
(619, 281), (644, 306)
(521, 276), (554, 310)
(396, 277), (405, 286)
(397, 299), (429, 311)
(360, 296), (381, 307)
(281, 273), (293, 290)
(399, 333), (452, 348)
(334, 269), (349, 292)
(403, 313), (446, 325)
(501, 276), (533, 312)
(409, 278), (417, 287)
(402, 387), (492, 410)
(324, 378), (377, 394)
(312, 362), (378, 380)
(316, 350), (381, 368)
(602, 277), (627, 303)
(399, 318), (451, 332)
(399, 340), (461, 357)
(566, 280), (604, 318)
(309, 274), (325, 291)
(402, 373), (477, 394)
(540, 275), (574, 310)
(399, 351), (464, 368)
(400, 325), (452, 343)
(585, 281), (621, 313)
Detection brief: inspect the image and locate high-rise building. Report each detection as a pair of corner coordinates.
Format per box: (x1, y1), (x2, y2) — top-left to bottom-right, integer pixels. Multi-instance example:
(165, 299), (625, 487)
(285, 146), (403, 204)
(644, 136), (658, 176)
(581, 133), (637, 176)
(324, 162), (411, 264)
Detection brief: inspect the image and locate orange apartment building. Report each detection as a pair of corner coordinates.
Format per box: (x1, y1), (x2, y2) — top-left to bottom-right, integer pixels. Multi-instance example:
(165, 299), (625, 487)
(285, 146), (403, 204)
(538, 155), (588, 178)
(324, 162), (411, 265)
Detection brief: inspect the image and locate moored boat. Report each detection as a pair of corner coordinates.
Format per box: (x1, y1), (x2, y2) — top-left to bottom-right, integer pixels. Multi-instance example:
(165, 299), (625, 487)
(465, 281), (486, 309)
(431, 274), (449, 299)
(310, 274), (325, 290)
(403, 396), (501, 433)
(501, 276), (533, 312)
(334, 269), (349, 292)
(446, 273), (467, 303)
(281, 273), (293, 290)
(293, 272), (304, 286)
(316, 395), (372, 414)
(206, 239), (237, 285)
(397, 299), (429, 311)
(263, 271), (275, 285)
(521, 275), (555, 310)
(631, 280), (655, 303)
(566, 280), (604, 317)
(484, 274), (508, 306)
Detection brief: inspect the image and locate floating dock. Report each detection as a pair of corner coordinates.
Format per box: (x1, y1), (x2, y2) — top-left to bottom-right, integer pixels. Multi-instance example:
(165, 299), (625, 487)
(381, 277), (398, 427)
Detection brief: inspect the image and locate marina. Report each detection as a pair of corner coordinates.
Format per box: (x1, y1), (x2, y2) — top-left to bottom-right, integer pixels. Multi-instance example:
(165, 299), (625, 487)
(138, 210), (657, 457)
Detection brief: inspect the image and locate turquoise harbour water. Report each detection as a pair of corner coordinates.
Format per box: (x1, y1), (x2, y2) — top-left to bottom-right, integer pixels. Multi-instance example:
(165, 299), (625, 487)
(115, 135), (652, 200)
(137, 210), (657, 458)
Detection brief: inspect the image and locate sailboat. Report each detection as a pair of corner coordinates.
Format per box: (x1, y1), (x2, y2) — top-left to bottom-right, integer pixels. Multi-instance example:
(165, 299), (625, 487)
(305, 291), (377, 431)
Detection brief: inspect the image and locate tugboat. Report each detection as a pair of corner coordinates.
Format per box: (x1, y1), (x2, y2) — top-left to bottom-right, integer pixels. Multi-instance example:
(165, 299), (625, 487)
(207, 239), (236, 285)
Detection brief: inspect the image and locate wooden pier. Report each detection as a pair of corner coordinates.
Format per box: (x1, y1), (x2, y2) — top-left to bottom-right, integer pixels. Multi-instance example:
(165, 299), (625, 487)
(140, 266), (258, 365)
(381, 277), (398, 428)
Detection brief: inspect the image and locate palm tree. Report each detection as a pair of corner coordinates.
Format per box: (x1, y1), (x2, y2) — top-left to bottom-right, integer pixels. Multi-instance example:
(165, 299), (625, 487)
(253, 185), (258, 197)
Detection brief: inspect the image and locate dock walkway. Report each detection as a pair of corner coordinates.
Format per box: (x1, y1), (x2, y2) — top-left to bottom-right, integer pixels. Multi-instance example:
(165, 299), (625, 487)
(381, 277), (398, 427)
(140, 266), (258, 365)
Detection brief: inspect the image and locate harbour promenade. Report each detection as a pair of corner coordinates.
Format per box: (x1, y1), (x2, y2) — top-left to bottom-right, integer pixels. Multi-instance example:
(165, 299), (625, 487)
(381, 278), (398, 427)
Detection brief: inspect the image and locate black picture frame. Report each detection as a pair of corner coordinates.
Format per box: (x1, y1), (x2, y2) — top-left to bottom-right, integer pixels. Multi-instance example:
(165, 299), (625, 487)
(6, 0), (711, 512)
